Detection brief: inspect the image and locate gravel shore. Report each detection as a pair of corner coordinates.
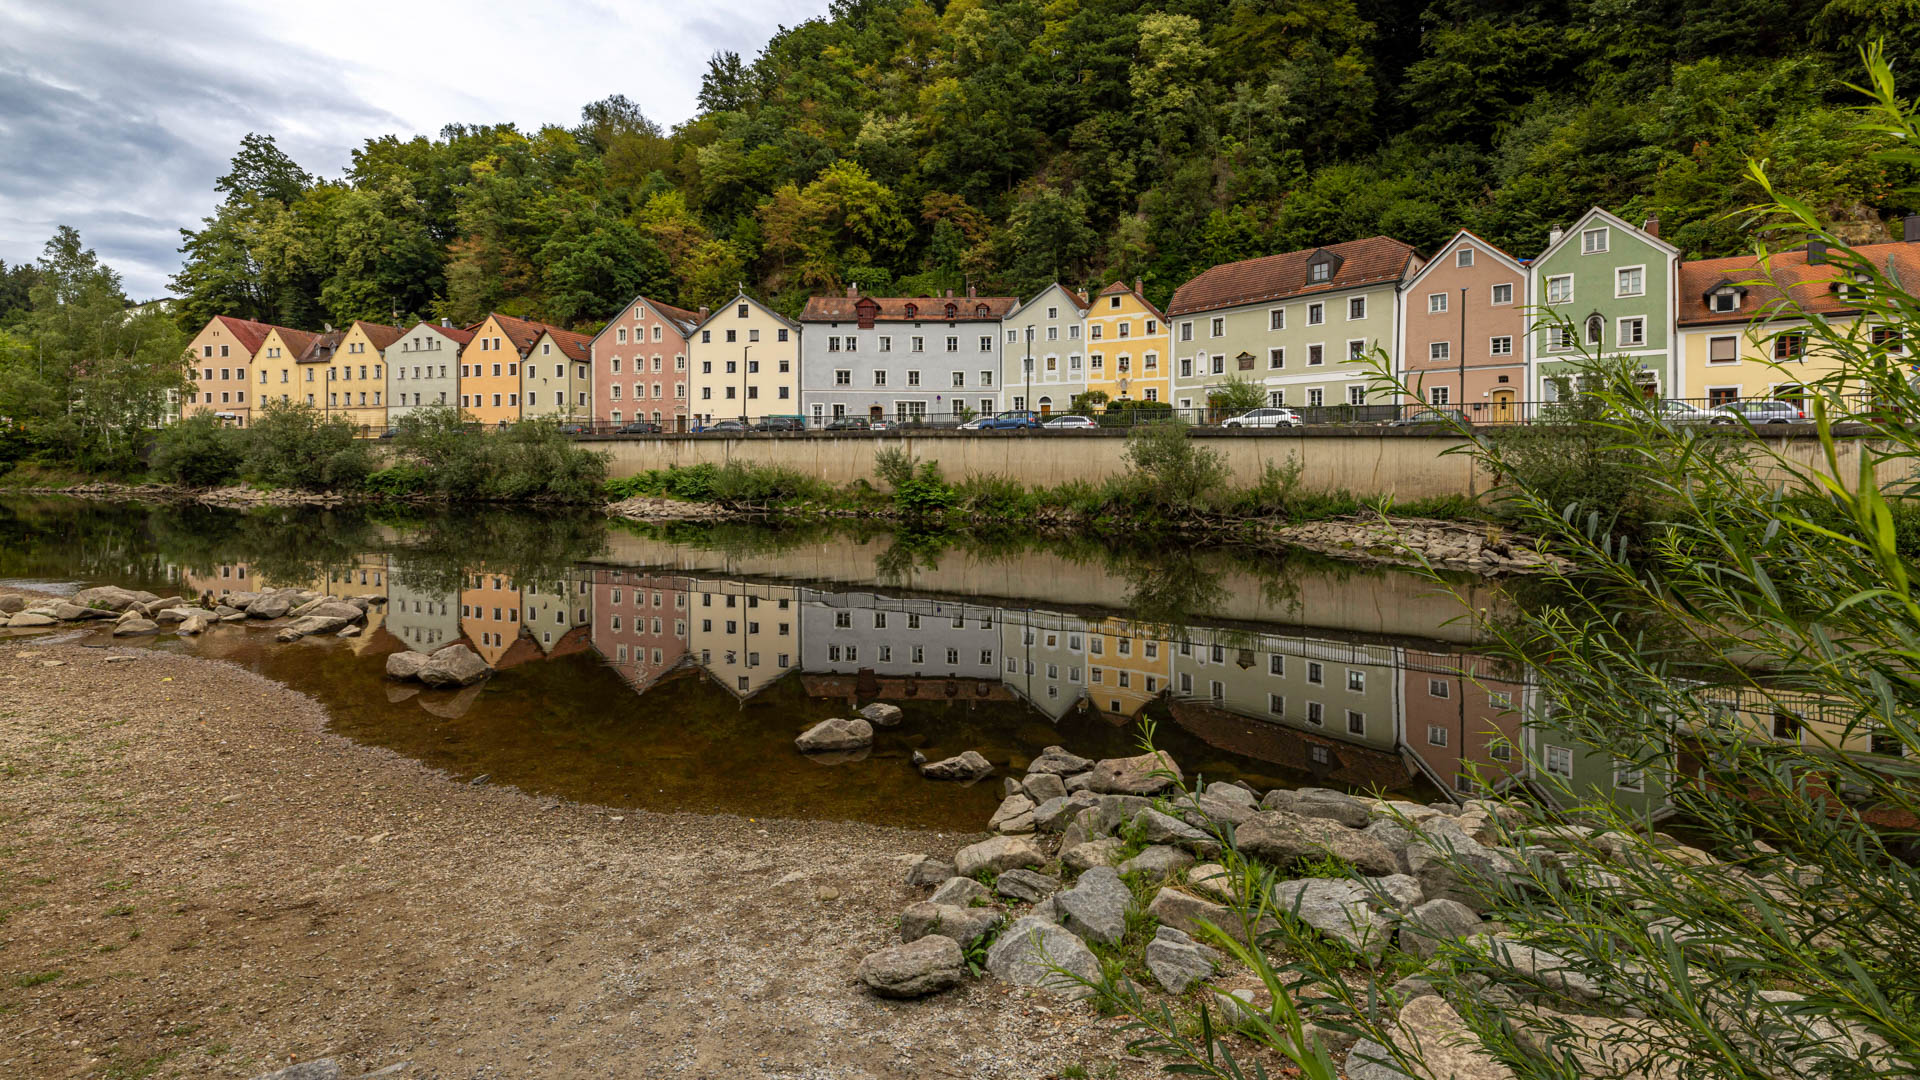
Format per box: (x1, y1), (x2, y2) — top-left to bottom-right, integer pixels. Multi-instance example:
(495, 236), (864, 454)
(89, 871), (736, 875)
(0, 634), (1157, 1079)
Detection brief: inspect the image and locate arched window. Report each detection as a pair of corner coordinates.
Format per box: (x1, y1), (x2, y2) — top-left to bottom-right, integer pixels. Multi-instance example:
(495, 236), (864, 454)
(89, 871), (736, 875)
(1585, 315), (1604, 346)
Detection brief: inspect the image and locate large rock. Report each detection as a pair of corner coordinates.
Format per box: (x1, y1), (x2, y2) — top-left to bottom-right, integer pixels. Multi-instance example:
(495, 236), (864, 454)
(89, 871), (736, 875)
(1366, 874), (1424, 912)
(994, 868), (1062, 903)
(1083, 751), (1182, 795)
(858, 935), (965, 998)
(984, 916), (1101, 999)
(1237, 812), (1401, 877)
(152, 605), (201, 623)
(1186, 863), (1236, 903)
(246, 593), (295, 619)
(953, 835), (1043, 878)
(1180, 788), (1257, 828)
(1146, 887), (1275, 949)
(1133, 807), (1218, 853)
(8, 612), (57, 627)
(418, 644), (493, 688)
(112, 618), (158, 636)
(53, 602), (107, 621)
(275, 614), (350, 641)
(1119, 845), (1194, 879)
(1474, 940), (1604, 1002)
(1389, 995), (1516, 1079)
(1399, 897), (1485, 960)
(1293, 787), (1373, 828)
(0, 594), (27, 613)
(795, 717), (873, 753)
(988, 793), (1037, 834)
(1033, 793), (1098, 832)
(900, 901), (999, 947)
(1405, 835), (1519, 909)
(921, 751), (993, 782)
(1060, 838), (1126, 873)
(928, 876), (991, 907)
(1025, 745), (1094, 775)
(305, 601), (365, 623)
(1273, 878), (1392, 959)
(1021, 771), (1068, 803)
(177, 613), (211, 635)
(1054, 865), (1131, 945)
(905, 855), (955, 888)
(385, 650), (430, 680)
(858, 702), (904, 727)
(1144, 925), (1220, 993)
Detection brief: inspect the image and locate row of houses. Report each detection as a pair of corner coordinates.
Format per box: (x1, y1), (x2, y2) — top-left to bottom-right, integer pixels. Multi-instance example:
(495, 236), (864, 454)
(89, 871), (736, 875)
(182, 207), (1920, 430)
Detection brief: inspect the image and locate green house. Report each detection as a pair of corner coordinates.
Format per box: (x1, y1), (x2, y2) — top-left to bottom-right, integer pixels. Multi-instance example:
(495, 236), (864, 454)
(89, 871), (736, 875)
(1529, 208), (1680, 402)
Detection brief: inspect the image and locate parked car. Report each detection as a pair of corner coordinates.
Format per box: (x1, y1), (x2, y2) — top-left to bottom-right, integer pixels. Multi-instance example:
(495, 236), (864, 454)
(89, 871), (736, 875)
(1221, 407), (1302, 429)
(869, 419), (894, 432)
(557, 422), (593, 436)
(1387, 407), (1467, 428)
(1654, 399), (1719, 425)
(1709, 400), (1805, 425)
(1041, 414), (1097, 429)
(976, 410), (1044, 430)
(696, 419), (747, 434)
(958, 416), (994, 430)
(753, 415), (806, 432)
(377, 428), (398, 440)
(824, 417), (870, 431)
(615, 420), (662, 435)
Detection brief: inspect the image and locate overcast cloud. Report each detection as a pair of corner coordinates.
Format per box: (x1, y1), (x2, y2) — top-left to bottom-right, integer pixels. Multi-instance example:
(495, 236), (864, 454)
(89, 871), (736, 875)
(0, 0), (824, 300)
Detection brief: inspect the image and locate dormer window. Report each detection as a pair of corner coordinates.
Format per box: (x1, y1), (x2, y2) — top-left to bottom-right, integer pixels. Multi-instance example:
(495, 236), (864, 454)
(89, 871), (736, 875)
(1309, 262), (1330, 283)
(1711, 290), (1739, 313)
(1306, 248), (1343, 283)
(944, 302), (957, 319)
(903, 303), (917, 318)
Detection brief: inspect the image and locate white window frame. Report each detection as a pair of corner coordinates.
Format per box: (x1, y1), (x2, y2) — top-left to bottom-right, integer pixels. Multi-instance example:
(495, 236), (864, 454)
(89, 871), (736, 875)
(1456, 247), (1475, 267)
(1544, 744), (1574, 778)
(1617, 315), (1647, 348)
(1545, 275), (1573, 305)
(1490, 336), (1513, 356)
(1491, 282), (1513, 305)
(1706, 334), (1740, 365)
(1348, 295), (1367, 320)
(1581, 227), (1609, 254)
(1427, 293), (1448, 314)
(1615, 264), (1647, 299)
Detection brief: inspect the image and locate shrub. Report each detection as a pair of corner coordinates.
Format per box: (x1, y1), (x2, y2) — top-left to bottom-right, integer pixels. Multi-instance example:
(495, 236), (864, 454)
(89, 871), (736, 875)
(239, 400), (373, 491)
(1097, 399), (1175, 428)
(1122, 419), (1228, 513)
(148, 414), (242, 488)
(362, 464), (430, 498)
(954, 473), (1037, 517)
(892, 461), (956, 518)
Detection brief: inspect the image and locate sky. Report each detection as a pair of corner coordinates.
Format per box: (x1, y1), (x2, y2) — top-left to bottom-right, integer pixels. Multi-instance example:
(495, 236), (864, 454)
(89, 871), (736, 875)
(0, 0), (825, 301)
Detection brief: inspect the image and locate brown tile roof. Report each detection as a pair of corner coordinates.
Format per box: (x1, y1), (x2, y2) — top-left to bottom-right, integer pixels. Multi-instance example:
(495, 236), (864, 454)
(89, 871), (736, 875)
(536, 327), (592, 364)
(272, 327), (319, 360)
(800, 294), (1019, 323)
(213, 315), (275, 355)
(647, 299), (703, 333)
(351, 320), (406, 351)
(1090, 280), (1167, 322)
(1677, 243), (1920, 327)
(429, 321), (478, 346)
(1167, 236), (1420, 317)
(488, 313), (552, 354)
(296, 330), (345, 364)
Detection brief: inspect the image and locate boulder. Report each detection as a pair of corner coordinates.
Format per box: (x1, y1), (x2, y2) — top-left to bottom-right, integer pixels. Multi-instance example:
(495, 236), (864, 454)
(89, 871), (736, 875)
(1133, 807), (1218, 853)
(8, 612), (57, 627)
(953, 835), (1044, 878)
(994, 868), (1062, 904)
(1054, 865), (1131, 945)
(1388, 995), (1516, 1080)
(928, 876), (991, 908)
(1399, 898), (1485, 960)
(111, 618), (158, 636)
(858, 935), (966, 998)
(141, 596), (187, 615)
(1186, 863), (1236, 904)
(385, 651), (430, 680)
(1273, 878), (1393, 959)
(1405, 836), (1519, 909)
(1083, 751), (1182, 795)
(1237, 812), (1401, 877)
(1060, 838), (1125, 873)
(1119, 844), (1194, 879)
(900, 901), (999, 947)
(1293, 787), (1373, 828)
(858, 702), (904, 727)
(219, 612), (247, 623)
(1022, 771), (1068, 803)
(1146, 888), (1274, 949)
(53, 602), (106, 621)
(905, 855), (956, 888)
(1261, 788), (1300, 813)
(1474, 940), (1603, 1002)
(418, 644), (493, 688)
(1366, 874), (1424, 912)
(1345, 1038), (1415, 1080)
(275, 614), (350, 641)
(152, 606), (201, 623)
(246, 593), (294, 619)
(920, 751), (993, 782)
(305, 601), (365, 623)
(984, 916), (1101, 999)
(795, 718), (874, 754)
(0, 594), (26, 613)
(1025, 745), (1094, 775)
(177, 614), (211, 635)
(988, 793), (1036, 834)
(1064, 772), (1096, 793)
(1144, 925), (1220, 993)
(1180, 789), (1257, 828)
(1033, 793), (1098, 832)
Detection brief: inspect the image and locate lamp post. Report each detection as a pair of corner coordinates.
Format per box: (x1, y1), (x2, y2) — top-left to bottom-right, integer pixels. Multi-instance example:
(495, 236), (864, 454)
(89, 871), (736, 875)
(1024, 325), (1034, 415)
(740, 344), (752, 426)
(1459, 286), (1468, 412)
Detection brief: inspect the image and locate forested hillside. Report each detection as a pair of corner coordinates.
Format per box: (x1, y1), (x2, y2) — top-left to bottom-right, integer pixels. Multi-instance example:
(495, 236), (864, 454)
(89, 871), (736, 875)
(166, 0), (1918, 334)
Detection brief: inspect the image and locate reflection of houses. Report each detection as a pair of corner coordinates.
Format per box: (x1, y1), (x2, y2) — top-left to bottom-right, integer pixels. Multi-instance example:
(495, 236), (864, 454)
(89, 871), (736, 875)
(386, 578), (460, 653)
(1167, 699), (1417, 791)
(319, 554), (390, 649)
(590, 570), (691, 692)
(459, 572), (526, 667)
(181, 561), (272, 598)
(997, 609), (1090, 720)
(801, 590), (1001, 678)
(1085, 615), (1173, 720)
(520, 576), (592, 653)
(802, 673), (1014, 709)
(1399, 650), (1528, 797)
(1169, 628), (1400, 752)
(687, 578), (801, 699)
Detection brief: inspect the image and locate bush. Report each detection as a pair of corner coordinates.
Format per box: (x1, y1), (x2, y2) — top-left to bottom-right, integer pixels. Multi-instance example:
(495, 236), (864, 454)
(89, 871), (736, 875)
(954, 473), (1038, 517)
(892, 461), (956, 518)
(388, 409), (608, 502)
(1097, 399), (1175, 428)
(1121, 419), (1227, 513)
(149, 414), (242, 488)
(362, 464), (431, 498)
(240, 400), (374, 491)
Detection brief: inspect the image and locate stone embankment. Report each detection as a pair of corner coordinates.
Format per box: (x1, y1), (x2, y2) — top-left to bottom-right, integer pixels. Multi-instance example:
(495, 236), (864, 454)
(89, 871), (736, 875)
(1, 583), (494, 685)
(1272, 517), (1571, 575)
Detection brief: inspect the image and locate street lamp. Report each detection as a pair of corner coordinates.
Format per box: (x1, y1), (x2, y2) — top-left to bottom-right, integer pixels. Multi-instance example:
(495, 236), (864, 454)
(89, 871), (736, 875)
(740, 343), (752, 426)
(1458, 286), (1468, 413)
(1024, 325), (1035, 415)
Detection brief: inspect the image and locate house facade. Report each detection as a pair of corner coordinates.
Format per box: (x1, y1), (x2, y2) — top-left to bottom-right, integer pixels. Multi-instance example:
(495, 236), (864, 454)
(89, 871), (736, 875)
(1167, 237), (1420, 417)
(688, 292), (800, 425)
(325, 321), (402, 431)
(254, 326), (318, 409)
(800, 591), (1001, 679)
(459, 314), (559, 427)
(686, 578), (800, 699)
(998, 609), (1090, 720)
(1000, 284), (1089, 415)
(1395, 231), (1530, 420)
(184, 315), (274, 426)
(1398, 649), (1528, 797)
(1169, 629), (1403, 756)
(1530, 208), (1679, 400)
(1676, 240), (1920, 405)
(798, 288), (1014, 425)
(387, 320), (472, 422)
(1084, 280), (1168, 405)
(591, 570), (691, 694)
(295, 331), (347, 419)
(590, 295), (698, 429)
(520, 328), (593, 422)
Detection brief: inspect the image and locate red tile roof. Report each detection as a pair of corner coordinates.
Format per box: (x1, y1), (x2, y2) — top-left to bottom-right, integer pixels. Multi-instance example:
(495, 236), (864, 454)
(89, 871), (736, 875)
(427, 321), (478, 346)
(351, 320), (406, 351)
(800, 294), (1019, 323)
(1090, 280), (1167, 322)
(1167, 236), (1420, 317)
(1677, 243), (1920, 327)
(647, 299), (703, 333)
(213, 315), (275, 355)
(295, 330), (345, 364)
(271, 327), (319, 360)
(536, 327), (593, 363)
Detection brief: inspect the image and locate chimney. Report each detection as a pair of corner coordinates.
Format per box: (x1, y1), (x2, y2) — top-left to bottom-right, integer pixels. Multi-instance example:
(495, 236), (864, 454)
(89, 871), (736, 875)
(1549, 226), (1564, 246)
(440, 317), (450, 328)
(1133, 278), (1144, 296)
(944, 288), (954, 298)
(1807, 240), (1829, 265)
(1904, 214), (1920, 243)
(324, 322), (334, 333)
(1642, 216), (1660, 238)
(846, 284), (857, 298)
(966, 283), (976, 298)
(698, 306), (709, 321)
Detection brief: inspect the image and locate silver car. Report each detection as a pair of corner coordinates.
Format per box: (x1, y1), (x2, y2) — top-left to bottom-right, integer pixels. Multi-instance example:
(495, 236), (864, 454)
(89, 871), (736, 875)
(1709, 400), (1806, 424)
(1221, 407), (1302, 428)
(1042, 415), (1097, 429)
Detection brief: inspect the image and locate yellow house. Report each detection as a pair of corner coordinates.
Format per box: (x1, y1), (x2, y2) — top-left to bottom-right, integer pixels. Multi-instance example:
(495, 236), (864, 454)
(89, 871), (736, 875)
(1085, 615), (1172, 719)
(183, 315), (275, 426)
(521, 327), (594, 421)
(1677, 242), (1920, 404)
(326, 321), (403, 432)
(1084, 280), (1170, 405)
(688, 292), (801, 425)
(687, 577), (799, 700)
(459, 313), (567, 428)
(255, 327), (319, 410)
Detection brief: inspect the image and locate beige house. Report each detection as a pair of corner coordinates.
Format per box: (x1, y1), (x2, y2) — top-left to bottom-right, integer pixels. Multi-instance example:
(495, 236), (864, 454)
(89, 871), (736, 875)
(183, 315), (275, 426)
(688, 292), (800, 425)
(326, 321), (403, 431)
(520, 327), (594, 421)
(255, 326), (320, 409)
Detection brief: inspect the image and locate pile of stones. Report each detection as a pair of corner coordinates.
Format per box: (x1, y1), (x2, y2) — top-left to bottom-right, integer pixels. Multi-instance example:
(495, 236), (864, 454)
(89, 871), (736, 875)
(853, 744), (1853, 1080)
(2, 585), (381, 641)
(383, 643), (493, 688)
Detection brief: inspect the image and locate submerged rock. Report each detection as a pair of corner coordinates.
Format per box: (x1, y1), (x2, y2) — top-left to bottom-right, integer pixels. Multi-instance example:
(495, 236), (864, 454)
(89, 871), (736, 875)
(794, 717), (873, 753)
(418, 643), (492, 688)
(385, 651), (430, 680)
(857, 702), (904, 727)
(920, 751), (992, 782)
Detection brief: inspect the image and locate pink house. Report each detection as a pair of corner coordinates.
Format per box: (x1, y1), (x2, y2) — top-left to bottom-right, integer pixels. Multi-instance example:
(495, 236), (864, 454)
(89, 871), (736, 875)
(591, 570), (691, 694)
(590, 294), (701, 430)
(1395, 231), (1529, 422)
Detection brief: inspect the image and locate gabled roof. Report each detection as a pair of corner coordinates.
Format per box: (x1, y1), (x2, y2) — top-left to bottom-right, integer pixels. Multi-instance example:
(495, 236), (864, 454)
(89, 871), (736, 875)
(694, 291), (800, 333)
(1401, 230), (1528, 293)
(268, 326), (319, 359)
(485, 313), (554, 354)
(593, 294), (703, 344)
(1535, 206), (1680, 264)
(349, 320), (406, 351)
(800, 293), (1018, 323)
(1167, 237), (1419, 317)
(1006, 282), (1092, 322)
(403, 319), (477, 346)
(296, 330), (345, 364)
(1090, 280), (1167, 322)
(1676, 243), (1920, 328)
(533, 327), (593, 363)
(212, 315), (275, 355)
